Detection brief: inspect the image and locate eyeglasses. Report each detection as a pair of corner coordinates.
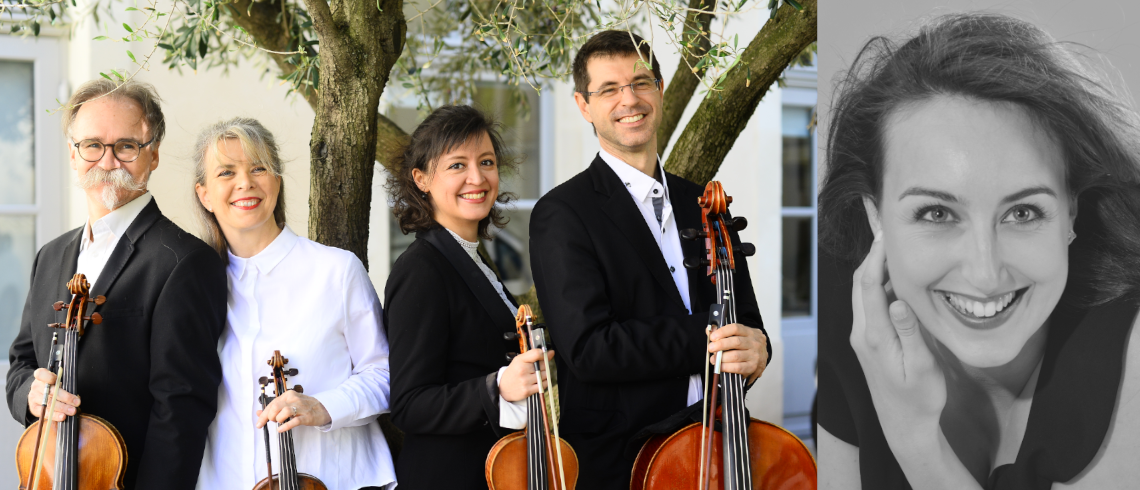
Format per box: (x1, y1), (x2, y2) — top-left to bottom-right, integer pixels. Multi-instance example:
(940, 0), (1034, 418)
(71, 136), (156, 163)
(580, 78), (660, 100)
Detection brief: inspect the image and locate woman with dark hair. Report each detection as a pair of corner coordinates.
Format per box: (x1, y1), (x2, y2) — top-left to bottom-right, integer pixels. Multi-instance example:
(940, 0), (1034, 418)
(818, 13), (1140, 489)
(384, 105), (553, 488)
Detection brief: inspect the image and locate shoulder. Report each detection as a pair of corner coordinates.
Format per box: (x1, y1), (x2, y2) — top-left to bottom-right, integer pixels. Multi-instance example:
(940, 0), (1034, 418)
(144, 217), (218, 262)
(387, 238), (451, 285)
(290, 235), (364, 273)
(39, 226), (82, 256)
(665, 172), (703, 195)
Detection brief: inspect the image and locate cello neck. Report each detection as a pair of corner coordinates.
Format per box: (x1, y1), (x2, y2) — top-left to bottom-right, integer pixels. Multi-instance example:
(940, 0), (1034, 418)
(712, 221), (752, 490)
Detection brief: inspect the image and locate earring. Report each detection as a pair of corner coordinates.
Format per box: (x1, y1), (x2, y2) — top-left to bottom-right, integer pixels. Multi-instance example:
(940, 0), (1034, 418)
(1069, 230), (1076, 243)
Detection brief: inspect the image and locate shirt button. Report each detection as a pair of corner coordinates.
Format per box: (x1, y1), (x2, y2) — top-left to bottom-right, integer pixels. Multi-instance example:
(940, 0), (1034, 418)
(625, 182), (631, 187)
(669, 266), (676, 273)
(653, 189), (659, 194)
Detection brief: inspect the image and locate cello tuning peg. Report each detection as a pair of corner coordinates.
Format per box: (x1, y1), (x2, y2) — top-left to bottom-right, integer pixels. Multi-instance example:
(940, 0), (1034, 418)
(294, 385), (303, 394)
(87, 313), (102, 325)
(505, 352), (518, 362)
(680, 228), (706, 241)
(259, 376), (268, 386)
(286, 368), (299, 376)
(730, 216), (748, 231)
(47, 323), (62, 329)
(683, 257), (709, 269)
(94, 295), (106, 305)
(738, 243), (756, 257)
(52, 301), (65, 311)
(726, 196), (733, 204)
(503, 331), (519, 341)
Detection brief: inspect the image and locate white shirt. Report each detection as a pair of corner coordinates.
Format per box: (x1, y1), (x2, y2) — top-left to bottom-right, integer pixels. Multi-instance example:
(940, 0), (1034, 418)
(444, 230), (530, 430)
(196, 225), (396, 490)
(599, 151), (703, 405)
(76, 192), (152, 289)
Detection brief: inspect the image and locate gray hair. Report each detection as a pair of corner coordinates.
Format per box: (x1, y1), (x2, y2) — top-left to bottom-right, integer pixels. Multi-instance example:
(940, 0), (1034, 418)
(62, 79), (166, 144)
(191, 117), (287, 260)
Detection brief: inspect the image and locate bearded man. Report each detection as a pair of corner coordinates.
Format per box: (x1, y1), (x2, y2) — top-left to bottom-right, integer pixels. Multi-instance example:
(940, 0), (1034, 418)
(6, 79), (227, 489)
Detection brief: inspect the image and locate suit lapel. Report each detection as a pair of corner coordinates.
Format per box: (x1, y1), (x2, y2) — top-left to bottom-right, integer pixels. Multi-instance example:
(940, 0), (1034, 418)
(56, 228), (83, 302)
(590, 158), (687, 310)
(420, 227), (516, 331)
(89, 200), (162, 305)
(668, 174), (709, 311)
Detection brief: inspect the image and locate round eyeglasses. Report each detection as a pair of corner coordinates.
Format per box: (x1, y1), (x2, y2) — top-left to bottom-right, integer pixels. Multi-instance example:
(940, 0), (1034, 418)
(580, 78), (661, 100)
(72, 136), (156, 163)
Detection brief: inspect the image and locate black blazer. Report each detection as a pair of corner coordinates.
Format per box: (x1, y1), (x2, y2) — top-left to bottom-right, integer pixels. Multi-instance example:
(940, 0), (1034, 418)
(530, 156), (767, 489)
(6, 200), (227, 489)
(385, 226), (521, 489)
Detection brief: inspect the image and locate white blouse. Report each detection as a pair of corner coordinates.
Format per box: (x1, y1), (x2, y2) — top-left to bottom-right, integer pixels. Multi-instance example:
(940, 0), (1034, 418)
(196, 225), (396, 490)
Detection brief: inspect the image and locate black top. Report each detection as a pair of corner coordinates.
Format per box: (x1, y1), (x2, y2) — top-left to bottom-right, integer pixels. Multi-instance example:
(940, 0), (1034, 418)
(530, 155), (767, 489)
(6, 200), (228, 489)
(818, 253), (1135, 489)
(385, 226), (521, 489)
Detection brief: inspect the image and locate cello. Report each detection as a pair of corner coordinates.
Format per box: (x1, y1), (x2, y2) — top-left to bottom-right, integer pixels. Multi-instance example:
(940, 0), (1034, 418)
(630, 182), (817, 490)
(15, 273), (128, 490)
(485, 305), (579, 490)
(252, 350), (328, 490)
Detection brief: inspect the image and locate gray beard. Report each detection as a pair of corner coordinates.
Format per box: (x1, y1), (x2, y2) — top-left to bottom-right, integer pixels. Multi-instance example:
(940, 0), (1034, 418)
(78, 167), (147, 210)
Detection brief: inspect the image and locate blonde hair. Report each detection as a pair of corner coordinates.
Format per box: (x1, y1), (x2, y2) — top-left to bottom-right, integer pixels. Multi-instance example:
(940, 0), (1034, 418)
(191, 117), (287, 261)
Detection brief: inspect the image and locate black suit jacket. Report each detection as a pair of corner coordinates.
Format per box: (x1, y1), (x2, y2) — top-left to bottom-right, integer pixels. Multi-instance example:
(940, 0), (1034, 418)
(385, 226), (521, 489)
(6, 200), (227, 489)
(530, 156), (766, 488)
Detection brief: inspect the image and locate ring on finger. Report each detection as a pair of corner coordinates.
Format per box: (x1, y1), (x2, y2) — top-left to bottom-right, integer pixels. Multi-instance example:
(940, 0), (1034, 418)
(291, 406), (298, 417)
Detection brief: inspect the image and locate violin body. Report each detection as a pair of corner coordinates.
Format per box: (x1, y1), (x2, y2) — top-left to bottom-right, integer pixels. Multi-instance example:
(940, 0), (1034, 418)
(630, 419), (816, 490)
(252, 473), (328, 490)
(486, 431), (580, 490)
(15, 413), (128, 490)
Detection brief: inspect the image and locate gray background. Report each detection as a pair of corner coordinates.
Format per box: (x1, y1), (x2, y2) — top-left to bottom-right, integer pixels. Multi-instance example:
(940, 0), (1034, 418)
(819, 0), (1140, 148)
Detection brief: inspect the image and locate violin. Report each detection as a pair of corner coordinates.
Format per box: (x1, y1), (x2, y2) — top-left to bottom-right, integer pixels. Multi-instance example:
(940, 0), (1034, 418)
(485, 305), (579, 490)
(252, 351), (328, 490)
(630, 182), (817, 490)
(15, 273), (128, 490)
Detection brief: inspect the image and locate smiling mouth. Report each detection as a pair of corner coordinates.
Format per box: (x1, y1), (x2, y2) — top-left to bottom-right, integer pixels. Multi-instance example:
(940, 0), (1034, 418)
(460, 191), (486, 200)
(938, 287), (1028, 329)
(617, 114), (645, 123)
(231, 198), (261, 210)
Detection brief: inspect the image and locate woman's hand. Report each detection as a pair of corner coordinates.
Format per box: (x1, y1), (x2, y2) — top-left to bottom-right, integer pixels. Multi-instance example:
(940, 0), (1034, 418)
(257, 390), (332, 432)
(851, 232), (980, 489)
(27, 368), (79, 422)
(499, 348), (555, 402)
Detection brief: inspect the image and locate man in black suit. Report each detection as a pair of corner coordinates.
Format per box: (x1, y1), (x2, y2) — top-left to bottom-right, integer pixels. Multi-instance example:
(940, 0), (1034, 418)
(6, 79), (226, 489)
(530, 30), (771, 487)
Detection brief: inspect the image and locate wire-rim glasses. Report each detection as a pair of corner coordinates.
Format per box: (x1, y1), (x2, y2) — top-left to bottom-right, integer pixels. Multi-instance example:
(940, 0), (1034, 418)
(72, 135), (157, 163)
(581, 78), (660, 100)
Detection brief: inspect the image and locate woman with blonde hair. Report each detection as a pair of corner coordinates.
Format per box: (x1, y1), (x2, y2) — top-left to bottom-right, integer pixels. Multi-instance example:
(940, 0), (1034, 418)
(191, 117), (395, 490)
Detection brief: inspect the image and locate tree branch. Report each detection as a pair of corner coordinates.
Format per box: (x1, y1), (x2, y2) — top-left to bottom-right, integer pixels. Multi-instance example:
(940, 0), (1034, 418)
(657, 0), (713, 155)
(663, 0), (816, 184)
(300, 0), (337, 44)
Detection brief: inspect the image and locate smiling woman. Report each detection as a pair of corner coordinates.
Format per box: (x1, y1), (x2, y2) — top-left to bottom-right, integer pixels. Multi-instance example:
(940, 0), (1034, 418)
(818, 13), (1140, 490)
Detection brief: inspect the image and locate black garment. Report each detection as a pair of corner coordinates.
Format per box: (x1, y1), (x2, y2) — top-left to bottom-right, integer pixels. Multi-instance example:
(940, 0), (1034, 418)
(818, 253), (1135, 489)
(385, 226), (521, 489)
(529, 156), (767, 489)
(6, 200), (227, 489)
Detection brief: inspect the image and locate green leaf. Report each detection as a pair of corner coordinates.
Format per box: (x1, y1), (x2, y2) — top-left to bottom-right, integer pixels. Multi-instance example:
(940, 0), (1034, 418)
(100, 72), (112, 81)
(402, 82), (414, 88)
(734, 34), (738, 49)
(199, 37), (207, 58)
(93, 35), (108, 41)
(304, 40), (320, 46)
(785, 0), (803, 9)
(157, 43), (174, 50)
(123, 23), (133, 33)
(110, 69), (124, 80)
(31, 22), (40, 36)
(124, 6), (137, 11)
(310, 70), (318, 91)
(9, 25), (20, 34)
(127, 50), (136, 63)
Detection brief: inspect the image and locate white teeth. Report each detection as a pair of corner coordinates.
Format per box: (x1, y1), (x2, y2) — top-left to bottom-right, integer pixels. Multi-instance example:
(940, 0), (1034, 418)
(619, 114), (645, 123)
(460, 192), (486, 199)
(942, 291), (1018, 318)
(232, 199), (259, 207)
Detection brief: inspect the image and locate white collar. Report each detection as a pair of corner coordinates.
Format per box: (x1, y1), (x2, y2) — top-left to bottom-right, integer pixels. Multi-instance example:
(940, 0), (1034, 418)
(228, 224), (299, 280)
(599, 149), (669, 202)
(82, 192), (153, 247)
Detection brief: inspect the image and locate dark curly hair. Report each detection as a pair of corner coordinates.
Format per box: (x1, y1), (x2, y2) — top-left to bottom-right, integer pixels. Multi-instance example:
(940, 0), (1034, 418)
(386, 105), (516, 239)
(819, 13), (1140, 306)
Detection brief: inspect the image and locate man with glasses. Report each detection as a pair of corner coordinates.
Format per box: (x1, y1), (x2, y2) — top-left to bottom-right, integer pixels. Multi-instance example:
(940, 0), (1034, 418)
(6, 79), (226, 489)
(529, 30), (771, 487)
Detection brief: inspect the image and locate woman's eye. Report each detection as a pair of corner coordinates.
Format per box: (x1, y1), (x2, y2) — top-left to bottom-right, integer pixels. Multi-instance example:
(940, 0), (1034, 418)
(481, 159), (496, 167)
(1003, 205), (1041, 224)
(218, 170), (233, 177)
(449, 162), (464, 170)
(917, 206), (954, 223)
(251, 166), (266, 174)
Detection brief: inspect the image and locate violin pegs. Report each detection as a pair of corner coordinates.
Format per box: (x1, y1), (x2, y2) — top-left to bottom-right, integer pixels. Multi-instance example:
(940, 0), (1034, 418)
(503, 331), (519, 341)
(87, 313), (102, 325)
(52, 301), (65, 311)
(505, 352), (518, 362)
(283, 358), (289, 365)
(94, 295), (106, 305)
(47, 323), (63, 329)
(683, 257), (709, 269)
(730, 216), (748, 231)
(286, 368), (298, 376)
(259, 376), (269, 386)
(738, 243), (756, 257)
(294, 385), (303, 394)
